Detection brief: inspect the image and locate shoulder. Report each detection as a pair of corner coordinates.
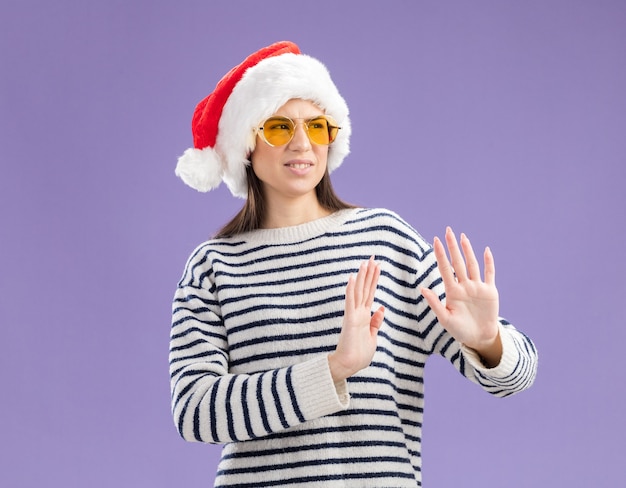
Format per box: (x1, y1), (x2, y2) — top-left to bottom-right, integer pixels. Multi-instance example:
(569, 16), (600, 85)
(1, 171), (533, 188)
(186, 237), (248, 264)
(346, 207), (411, 227)
(347, 207), (427, 240)
(341, 208), (432, 257)
(178, 237), (250, 287)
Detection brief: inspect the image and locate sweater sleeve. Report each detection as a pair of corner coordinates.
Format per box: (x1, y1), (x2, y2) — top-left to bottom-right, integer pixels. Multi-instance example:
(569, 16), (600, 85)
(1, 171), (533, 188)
(458, 320), (538, 396)
(388, 211), (538, 398)
(169, 256), (349, 444)
(422, 254), (538, 397)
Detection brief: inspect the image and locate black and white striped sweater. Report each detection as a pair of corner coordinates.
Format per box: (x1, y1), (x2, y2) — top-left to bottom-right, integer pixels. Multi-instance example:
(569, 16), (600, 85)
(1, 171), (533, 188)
(170, 208), (538, 487)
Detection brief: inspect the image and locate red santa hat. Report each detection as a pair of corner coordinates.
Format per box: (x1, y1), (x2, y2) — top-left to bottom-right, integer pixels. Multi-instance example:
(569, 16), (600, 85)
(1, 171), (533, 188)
(175, 41), (351, 198)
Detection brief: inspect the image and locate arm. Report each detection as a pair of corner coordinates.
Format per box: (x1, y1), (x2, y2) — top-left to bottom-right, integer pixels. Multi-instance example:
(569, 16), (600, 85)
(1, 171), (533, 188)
(169, 253), (349, 444)
(327, 257), (385, 382)
(421, 227), (538, 394)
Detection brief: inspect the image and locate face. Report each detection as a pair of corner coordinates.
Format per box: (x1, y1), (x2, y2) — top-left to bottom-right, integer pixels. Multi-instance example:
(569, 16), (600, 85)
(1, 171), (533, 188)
(250, 99), (329, 204)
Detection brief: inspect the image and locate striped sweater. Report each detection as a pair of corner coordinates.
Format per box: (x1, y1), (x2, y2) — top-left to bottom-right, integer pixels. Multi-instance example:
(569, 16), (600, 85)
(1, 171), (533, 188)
(169, 208), (538, 487)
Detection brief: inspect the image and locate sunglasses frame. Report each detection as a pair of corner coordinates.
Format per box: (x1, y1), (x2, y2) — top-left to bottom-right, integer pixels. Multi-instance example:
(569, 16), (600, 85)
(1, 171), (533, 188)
(256, 115), (341, 147)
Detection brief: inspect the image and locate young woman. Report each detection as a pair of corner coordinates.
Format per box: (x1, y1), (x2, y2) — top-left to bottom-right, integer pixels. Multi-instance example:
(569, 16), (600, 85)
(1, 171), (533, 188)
(170, 41), (538, 488)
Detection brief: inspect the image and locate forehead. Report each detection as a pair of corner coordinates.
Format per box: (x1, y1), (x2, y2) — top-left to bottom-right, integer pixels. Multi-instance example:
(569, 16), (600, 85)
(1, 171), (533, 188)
(273, 98), (325, 117)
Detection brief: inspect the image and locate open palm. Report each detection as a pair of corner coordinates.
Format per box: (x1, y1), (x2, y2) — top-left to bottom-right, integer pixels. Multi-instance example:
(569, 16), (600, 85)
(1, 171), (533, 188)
(421, 227), (500, 355)
(329, 257), (385, 382)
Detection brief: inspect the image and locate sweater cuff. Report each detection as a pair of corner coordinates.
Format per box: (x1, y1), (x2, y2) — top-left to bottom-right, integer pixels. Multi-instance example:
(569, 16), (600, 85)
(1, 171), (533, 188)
(460, 323), (519, 378)
(290, 355), (350, 420)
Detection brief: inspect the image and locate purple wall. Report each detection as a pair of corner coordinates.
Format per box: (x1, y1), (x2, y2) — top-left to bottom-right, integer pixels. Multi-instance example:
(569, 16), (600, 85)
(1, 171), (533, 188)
(2, 1), (624, 486)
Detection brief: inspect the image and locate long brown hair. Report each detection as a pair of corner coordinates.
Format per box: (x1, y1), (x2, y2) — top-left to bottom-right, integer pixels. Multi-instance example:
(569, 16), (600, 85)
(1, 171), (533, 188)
(215, 164), (354, 238)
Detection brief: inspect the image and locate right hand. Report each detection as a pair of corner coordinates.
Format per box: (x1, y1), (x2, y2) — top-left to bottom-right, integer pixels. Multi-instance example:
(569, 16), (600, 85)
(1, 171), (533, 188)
(328, 257), (385, 382)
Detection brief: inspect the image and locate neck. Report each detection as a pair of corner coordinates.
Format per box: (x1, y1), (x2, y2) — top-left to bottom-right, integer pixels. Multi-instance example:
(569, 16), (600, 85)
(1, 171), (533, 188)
(262, 192), (331, 229)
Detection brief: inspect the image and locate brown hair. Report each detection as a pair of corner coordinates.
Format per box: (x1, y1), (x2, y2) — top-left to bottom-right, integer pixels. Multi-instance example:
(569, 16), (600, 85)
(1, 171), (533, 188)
(215, 164), (354, 238)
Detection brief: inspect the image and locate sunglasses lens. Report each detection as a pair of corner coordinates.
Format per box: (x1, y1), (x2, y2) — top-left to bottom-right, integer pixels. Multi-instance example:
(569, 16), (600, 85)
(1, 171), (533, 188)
(260, 115), (340, 146)
(262, 117), (294, 146)
(307, 117), (338, 145)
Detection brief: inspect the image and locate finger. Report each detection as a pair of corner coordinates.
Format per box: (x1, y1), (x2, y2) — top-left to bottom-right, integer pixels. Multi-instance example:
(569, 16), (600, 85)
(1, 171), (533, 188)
(361, 257), (376, 304)
(461, 233), (481, 281)
(484, 246), (496, 285)
(354, 261), (367, 305)
(433, 236), (456, 285)
(345, 273), (355, 310)
(445, 227), (467, 281)
(420, 287), (449, 323)
(365, 261), (381, 307)
(370, 306), (385, 332)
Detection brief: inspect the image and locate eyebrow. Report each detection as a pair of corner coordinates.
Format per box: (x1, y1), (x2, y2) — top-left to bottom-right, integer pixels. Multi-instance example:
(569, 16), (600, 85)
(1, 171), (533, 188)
(268, 114), (326, 120)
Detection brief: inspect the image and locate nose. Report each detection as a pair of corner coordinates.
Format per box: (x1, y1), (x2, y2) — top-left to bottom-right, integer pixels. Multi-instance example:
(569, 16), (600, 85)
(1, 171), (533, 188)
(288, 121), (312, 151)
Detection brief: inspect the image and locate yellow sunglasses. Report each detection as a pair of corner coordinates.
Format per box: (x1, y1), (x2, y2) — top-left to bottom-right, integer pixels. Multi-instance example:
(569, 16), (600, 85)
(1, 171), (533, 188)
(256, 115), (341, 147)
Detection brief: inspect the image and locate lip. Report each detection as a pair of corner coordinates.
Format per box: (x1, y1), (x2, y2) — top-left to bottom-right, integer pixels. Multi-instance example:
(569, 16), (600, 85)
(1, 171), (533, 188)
(284, 159), (314, 175)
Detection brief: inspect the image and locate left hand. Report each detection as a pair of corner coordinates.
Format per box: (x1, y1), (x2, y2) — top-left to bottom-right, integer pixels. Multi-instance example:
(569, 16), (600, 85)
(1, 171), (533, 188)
(420, 227), (502, 367)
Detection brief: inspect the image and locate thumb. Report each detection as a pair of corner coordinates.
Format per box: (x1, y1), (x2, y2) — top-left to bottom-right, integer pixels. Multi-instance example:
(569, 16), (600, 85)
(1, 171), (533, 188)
(370, 306), (385, 333)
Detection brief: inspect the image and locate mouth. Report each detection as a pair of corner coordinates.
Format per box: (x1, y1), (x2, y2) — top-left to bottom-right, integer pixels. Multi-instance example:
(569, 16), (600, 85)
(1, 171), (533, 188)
(285, 162), (313, 169)
(283, 160), (314, 176)
(284, 160), (314, 169)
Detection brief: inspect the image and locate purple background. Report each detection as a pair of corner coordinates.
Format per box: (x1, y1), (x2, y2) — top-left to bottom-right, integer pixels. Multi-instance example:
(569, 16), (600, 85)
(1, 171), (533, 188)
(1, 1), (624, 486)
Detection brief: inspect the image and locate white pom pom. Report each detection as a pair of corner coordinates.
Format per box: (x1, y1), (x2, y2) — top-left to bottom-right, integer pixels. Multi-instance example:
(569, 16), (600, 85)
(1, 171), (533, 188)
(175, 147), (223, 192)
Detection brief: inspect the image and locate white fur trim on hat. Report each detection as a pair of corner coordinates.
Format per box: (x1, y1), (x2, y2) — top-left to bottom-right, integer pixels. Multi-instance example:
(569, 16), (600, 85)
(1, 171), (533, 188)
(175, 147), (223, 193)
(218, 53), (351, 198)
(176, 43), (350, 198)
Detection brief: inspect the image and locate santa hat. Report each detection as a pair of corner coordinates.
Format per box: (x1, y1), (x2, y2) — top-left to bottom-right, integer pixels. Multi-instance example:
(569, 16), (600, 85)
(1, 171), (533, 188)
(175, 41), (351, 198)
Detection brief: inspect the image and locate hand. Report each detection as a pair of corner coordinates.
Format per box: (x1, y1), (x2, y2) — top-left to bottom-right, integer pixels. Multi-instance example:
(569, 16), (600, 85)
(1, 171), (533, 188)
(420, 227), (502, 367)
(329, 257), (385, 382)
